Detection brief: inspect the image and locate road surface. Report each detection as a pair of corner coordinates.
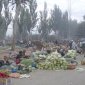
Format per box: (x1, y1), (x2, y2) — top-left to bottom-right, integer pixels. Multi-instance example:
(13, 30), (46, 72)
(11, 54), (85, 85)
(12, 69), (85, 85)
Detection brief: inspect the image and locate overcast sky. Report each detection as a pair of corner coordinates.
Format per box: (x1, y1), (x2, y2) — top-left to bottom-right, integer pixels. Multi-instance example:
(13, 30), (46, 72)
(37, 0), (85, 22)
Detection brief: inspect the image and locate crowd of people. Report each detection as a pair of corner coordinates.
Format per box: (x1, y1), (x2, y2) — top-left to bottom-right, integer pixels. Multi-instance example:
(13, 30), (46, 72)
(0, 39), (85, 68)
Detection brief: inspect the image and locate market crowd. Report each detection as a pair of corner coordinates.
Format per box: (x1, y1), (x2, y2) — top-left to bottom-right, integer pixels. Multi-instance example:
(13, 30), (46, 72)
(0, 39), (85, 70)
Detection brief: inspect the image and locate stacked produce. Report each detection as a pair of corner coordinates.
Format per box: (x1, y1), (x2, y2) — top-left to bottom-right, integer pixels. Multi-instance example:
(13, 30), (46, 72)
(32, 51), (47, 63)
(18, 50), (77, 71)
(19, 59), (33, 73)
(64, 50), (77, 69)
(0, 70), (9, 85)
(0, 70), (10, 78)
(37, 51), (68, 70)
(65, 50), (77, 59)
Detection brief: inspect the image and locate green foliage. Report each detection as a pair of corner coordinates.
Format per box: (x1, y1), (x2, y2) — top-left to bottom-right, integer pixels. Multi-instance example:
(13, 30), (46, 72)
(28, 0), (37, 32)
(21, 59), (33, 67)
(0, 0), (12, 40)
(0, 15), (6, 39)
(18, 0), (37, 40)
(18, 0), (37, 33)
(77, 21), (85, 38)
(0, 0), (2, 14)
(60, 11), (68, 38)
(50, 5), (62, 33)
(38, 2), (49, 40)
(0, 0), (79, 41)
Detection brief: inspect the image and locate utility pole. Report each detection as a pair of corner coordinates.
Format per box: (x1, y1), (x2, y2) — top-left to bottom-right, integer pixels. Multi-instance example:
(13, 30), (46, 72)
(68, 0), (71, 40)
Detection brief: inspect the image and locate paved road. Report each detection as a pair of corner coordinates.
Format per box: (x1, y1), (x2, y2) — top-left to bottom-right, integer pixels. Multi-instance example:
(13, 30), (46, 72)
(11, 55), (85, 85)
(12, 69), (85, 85)
(12, 55), (85, 85)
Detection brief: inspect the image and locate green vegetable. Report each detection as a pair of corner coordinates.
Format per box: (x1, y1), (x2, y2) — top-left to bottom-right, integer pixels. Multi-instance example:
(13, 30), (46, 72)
(21, 59), (32, 67)
(37, 51), (68, 70)
(65, 50), (77, 59)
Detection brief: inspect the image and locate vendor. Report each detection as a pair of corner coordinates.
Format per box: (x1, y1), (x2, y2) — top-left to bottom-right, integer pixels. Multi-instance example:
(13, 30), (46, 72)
(15, 57), (21, 65)
(25, 41), (33, 48)
(3, 56), (10, 65)
(47, 49), (51, 54)
(22, 50), (26, 58)
(80, 41), (85, 57)
(15, 51), (23, 64)
(0, 60), (4, 67)
(60, 49), (65, 56)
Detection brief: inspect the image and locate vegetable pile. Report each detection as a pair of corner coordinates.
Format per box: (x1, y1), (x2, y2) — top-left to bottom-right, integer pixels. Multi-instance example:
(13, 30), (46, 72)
(34, 51), (68, 70)
(0, 70), (10, 78)
(19, 59), (33, 73)
(65, 50), (77, 59)
(32, 51), (47, 63)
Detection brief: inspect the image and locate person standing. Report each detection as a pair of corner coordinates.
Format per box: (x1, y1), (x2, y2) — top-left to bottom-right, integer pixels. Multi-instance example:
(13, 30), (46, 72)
(72, 40), (77, 50)
(80, 41), (85, 57)
(69, 40), (72, 49)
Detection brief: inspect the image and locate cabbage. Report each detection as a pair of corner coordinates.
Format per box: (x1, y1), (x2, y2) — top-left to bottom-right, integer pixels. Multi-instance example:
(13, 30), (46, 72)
(38, 51), (68, 70)
(65, 50), (77, 58)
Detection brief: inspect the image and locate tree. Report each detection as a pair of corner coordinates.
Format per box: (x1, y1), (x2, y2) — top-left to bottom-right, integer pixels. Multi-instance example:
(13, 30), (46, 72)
(69, 20), (78, 39)
(8, 0), (30, 50)
(0, 15), (6, 40)
(0, 0), (7, 40)
(18, 7), (25, 41)
(18, 0), (37, 41)
(50, 5), (62, 35)
(0, 0), (2, 14)
(61, 11), (68, 39)
(3, 0), (12, 39)
(77, 21), (85, 38)
(28, 0), (37, 33)
(18, 7), (29, 41)
(38, 2), (49, 40)
(8, 0), (37, 50)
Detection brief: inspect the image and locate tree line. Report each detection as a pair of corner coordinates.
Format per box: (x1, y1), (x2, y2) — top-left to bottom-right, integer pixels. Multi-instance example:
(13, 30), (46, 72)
(0, 0), (85, 48)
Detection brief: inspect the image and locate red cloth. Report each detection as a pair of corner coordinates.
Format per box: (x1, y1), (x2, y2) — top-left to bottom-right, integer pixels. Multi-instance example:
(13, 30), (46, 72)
(0, 72), (9, 78)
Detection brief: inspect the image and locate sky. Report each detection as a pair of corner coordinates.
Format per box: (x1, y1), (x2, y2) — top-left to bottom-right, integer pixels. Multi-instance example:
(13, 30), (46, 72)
(37, 0), (85, 22)
(8, 0), (85, 22)
(6, 0), (85, 36)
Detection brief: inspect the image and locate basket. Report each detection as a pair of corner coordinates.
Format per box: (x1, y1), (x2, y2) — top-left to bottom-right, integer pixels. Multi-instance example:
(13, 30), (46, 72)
(81, 60), (85, 65)
(0, 78), (12, 85)
(67, 64), (76, 70)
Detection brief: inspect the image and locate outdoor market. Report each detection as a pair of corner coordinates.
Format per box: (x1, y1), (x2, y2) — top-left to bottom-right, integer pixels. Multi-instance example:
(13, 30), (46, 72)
(0, 0), (85, 85)
(0, 39), (85, 85)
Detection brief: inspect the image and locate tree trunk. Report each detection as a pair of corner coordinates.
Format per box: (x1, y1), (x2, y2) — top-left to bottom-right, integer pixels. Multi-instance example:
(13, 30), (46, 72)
(11, 4), (21, 51)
